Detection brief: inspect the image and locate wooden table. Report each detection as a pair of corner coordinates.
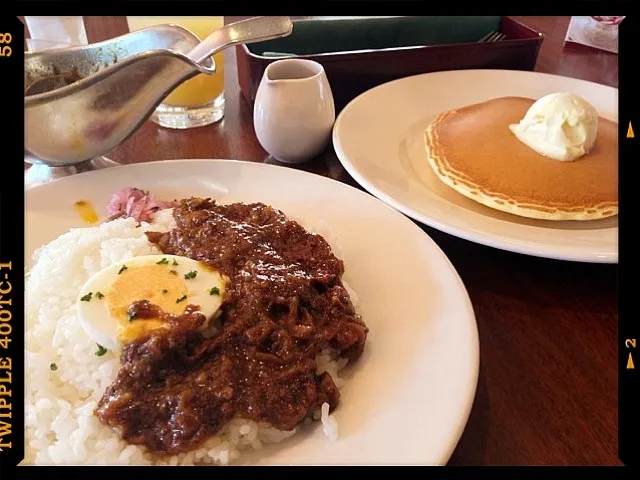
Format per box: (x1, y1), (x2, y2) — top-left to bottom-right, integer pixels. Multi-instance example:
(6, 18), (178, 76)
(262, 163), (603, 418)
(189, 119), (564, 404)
(42, 16), (623, 465)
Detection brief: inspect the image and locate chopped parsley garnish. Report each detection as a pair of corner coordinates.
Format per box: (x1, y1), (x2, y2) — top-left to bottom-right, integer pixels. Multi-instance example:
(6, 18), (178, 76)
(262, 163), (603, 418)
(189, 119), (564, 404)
(176, 295), (188, 303)
(118, 265), (128, 274)
(95, 291), (104, 299)
(95, 344), (107, 356)
(169, 269), (178, 275)
(80, 292), (93, 302)
(209, 287), (220, 295)
(50, 363), (58, 371)
(162, 289), (168, 294)
(184, 270), (198, 280)
(156, 258), (169, 265)
(172, 259), (179, 266)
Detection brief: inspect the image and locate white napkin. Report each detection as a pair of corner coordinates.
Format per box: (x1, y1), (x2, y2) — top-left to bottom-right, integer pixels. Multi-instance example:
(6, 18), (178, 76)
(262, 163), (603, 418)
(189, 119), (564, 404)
(24, 16), (88, 51)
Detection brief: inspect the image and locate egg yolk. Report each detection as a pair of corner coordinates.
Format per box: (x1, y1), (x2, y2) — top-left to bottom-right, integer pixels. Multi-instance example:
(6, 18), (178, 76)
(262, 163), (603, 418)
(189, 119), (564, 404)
(106, 264), (190, 344)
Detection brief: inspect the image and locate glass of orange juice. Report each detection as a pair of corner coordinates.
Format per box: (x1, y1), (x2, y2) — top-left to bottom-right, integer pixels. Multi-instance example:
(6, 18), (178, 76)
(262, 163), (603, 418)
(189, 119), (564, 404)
(126, 16), (225, 129)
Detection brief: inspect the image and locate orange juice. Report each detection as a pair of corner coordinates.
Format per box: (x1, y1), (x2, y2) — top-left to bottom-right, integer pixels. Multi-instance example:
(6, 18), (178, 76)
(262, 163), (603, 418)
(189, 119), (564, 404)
(126, 16), (225, 107)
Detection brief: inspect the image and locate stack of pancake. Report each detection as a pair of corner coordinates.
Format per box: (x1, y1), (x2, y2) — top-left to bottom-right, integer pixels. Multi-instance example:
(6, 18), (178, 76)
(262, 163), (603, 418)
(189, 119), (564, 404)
(423, 96), (618, 221)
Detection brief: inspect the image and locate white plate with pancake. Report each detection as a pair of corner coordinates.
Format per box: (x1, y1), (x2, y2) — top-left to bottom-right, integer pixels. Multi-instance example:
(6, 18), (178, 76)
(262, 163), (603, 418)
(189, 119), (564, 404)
(25, 160), (478, 466)
(333, 69), (618, 263)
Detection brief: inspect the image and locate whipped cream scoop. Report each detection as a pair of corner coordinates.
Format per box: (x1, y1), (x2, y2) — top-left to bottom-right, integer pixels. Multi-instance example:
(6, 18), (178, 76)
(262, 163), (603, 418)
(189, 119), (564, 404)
(509, 92), (599, 162)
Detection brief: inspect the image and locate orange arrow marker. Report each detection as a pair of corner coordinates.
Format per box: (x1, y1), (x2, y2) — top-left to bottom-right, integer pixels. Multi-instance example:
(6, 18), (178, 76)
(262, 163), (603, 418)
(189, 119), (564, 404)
(627, 121), (635, 139)
(628, 352), (635, 369)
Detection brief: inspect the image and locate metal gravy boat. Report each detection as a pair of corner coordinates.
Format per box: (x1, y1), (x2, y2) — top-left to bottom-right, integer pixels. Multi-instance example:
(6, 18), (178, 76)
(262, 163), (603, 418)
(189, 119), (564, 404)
(24, 17), (293, 185)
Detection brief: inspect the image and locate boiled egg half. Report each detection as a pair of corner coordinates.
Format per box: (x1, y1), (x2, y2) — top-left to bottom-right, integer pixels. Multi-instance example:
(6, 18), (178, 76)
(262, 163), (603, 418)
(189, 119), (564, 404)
(76, 254), (227, 351)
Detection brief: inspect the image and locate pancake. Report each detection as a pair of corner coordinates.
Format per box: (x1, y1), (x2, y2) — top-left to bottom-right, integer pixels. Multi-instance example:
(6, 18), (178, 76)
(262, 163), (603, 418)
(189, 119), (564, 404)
(424, 96), (618, 221)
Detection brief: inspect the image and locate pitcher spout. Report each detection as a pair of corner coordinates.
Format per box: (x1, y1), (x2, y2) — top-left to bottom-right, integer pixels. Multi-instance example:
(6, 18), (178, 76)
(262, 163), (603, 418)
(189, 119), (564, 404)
(263, 58), (325, 85)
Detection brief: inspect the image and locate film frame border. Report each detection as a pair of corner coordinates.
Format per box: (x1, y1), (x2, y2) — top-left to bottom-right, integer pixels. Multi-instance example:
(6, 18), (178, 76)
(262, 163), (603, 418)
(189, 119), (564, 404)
(0, 14), (26, 477)
(618, 14), (638, 468)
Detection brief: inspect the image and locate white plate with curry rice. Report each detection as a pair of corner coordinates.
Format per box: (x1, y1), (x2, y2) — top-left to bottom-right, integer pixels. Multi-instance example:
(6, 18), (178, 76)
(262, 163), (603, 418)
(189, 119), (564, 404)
(333, 69), (618, 263)
(24, 160), (478, 466)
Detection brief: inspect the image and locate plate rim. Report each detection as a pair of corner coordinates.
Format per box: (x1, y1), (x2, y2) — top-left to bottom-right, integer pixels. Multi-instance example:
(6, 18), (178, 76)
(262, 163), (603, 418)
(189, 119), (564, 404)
(332, 68), (618, 264)
(25, 158), (480, 465)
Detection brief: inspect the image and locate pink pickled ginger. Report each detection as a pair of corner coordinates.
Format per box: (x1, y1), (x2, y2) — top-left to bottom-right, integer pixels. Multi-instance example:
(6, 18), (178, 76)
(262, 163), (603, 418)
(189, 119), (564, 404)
(106, 187), (175, 223)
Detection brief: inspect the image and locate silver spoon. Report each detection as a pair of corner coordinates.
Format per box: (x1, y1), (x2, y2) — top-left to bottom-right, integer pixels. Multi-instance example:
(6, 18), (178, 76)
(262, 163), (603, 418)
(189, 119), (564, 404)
(187, 16), (293, 65)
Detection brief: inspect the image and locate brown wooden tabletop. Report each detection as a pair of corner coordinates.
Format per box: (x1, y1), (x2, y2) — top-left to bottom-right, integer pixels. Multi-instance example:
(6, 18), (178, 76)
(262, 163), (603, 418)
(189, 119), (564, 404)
(29, 16), (620, 466)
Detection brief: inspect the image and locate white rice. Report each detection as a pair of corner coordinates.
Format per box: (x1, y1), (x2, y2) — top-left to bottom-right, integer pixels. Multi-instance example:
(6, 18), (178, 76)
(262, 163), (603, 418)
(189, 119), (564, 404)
(24, 209), (356, 465)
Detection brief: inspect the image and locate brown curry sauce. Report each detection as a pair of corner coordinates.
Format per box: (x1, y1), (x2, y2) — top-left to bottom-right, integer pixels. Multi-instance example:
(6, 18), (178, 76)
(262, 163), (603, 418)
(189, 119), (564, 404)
(95, 199), (368, 455)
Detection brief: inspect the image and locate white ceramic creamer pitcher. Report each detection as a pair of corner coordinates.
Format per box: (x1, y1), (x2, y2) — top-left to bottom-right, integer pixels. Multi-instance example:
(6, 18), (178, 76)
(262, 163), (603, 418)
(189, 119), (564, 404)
(254, 59), (335, 164)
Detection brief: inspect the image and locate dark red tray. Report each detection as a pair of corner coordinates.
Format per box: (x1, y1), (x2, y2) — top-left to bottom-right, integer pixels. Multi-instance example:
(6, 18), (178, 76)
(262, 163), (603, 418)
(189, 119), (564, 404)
(236, 16), (544, 110)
